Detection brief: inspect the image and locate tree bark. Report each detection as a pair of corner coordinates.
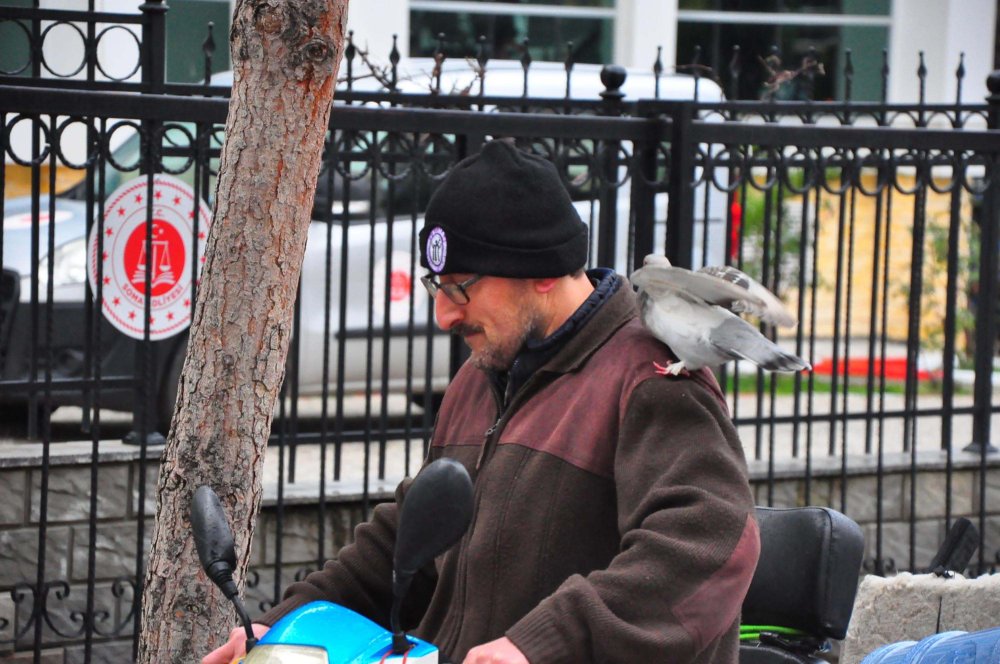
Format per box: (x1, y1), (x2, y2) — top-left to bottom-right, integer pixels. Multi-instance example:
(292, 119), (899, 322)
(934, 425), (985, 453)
(137, 0), (347, 661)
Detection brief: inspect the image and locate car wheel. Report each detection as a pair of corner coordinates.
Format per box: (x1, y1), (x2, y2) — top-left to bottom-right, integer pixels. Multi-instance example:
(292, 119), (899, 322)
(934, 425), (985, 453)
(157, 336), (188, 433)
(0, 401), (53, 433)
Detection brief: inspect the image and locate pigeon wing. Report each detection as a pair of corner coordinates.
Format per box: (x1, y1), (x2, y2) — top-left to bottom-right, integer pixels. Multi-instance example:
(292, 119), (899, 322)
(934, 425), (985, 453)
(631, 265), (768, 311)
(697, 265), (797, 328)
(707, 317), (811, 373)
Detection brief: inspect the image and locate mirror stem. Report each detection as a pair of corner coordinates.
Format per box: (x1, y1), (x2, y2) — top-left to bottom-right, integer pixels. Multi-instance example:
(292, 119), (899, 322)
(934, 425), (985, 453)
(389, 599), (409, 654)
(232, 594), (258, 653)
(209, 562), (258, 654)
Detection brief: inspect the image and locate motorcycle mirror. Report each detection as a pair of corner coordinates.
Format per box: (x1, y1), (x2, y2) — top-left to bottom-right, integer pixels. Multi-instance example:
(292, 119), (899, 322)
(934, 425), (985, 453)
(393, 458), (474, 598)
(190, 485), (259, 653)
(191, 485), (238, 593)
(389, 458), (473, 652)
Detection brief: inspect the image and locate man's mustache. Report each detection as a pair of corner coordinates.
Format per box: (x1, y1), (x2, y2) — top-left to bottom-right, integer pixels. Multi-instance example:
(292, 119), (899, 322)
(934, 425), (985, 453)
(451, 323), (484, 337)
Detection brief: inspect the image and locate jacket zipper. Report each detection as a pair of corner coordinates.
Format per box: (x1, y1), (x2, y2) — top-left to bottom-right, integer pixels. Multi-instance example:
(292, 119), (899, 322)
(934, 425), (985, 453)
(442, 381), (503, 656)
(475, 382), (505, 470)
(476, 417), (501, 470)
(448, 369), (550, 653)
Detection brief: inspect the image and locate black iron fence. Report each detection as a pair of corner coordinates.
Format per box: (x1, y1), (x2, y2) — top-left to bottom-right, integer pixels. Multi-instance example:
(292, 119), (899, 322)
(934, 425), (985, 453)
(2, 1), (1000, 661)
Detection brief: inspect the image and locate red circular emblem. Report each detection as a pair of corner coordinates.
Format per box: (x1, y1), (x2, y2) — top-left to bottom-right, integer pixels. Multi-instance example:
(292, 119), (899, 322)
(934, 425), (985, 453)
(87, 174), (211, 341)
(122, 219), (186, 297)
(389, 271), (411, 302)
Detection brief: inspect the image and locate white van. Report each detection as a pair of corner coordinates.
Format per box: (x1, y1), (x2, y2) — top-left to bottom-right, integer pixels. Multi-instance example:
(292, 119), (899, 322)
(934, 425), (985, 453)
(345, 57), (724, 103)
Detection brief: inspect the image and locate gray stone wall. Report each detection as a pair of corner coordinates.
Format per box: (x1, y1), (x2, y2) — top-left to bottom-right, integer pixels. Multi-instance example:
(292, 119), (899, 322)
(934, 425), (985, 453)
(749, 450), (1000, 573)
(1, 449), (997, 662)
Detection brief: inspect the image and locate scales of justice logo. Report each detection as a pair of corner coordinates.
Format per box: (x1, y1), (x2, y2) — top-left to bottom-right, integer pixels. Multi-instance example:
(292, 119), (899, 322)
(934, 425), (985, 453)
(426, 227), (447, 273)
(87, 174), (211, 341)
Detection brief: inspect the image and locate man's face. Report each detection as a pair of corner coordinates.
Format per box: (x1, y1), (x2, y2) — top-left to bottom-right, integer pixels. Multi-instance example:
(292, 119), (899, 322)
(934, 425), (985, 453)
(433, 274), (542, 371)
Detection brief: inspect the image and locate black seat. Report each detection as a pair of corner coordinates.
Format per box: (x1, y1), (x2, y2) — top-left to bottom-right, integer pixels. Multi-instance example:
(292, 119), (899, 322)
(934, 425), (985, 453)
(738, 506), (865, 664)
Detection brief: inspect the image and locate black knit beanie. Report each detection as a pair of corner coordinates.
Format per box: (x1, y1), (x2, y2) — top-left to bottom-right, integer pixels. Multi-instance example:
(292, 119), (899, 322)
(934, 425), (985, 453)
(419, 140), (588, 278)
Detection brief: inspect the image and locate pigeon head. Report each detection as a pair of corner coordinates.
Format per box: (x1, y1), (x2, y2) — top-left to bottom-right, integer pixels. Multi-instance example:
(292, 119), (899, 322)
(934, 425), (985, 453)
(643, 254), (672, 267)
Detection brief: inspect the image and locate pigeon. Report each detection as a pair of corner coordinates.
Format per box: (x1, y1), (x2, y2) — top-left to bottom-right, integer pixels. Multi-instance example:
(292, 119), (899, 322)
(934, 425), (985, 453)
(630, 254), (811, 376)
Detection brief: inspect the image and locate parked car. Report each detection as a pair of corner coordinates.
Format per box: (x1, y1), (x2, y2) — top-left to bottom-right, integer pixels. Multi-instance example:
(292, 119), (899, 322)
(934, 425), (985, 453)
(0, 59), (727, 432)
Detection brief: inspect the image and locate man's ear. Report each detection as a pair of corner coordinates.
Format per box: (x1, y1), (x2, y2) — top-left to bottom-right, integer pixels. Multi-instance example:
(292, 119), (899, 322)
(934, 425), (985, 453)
(533, 277), (559, 294)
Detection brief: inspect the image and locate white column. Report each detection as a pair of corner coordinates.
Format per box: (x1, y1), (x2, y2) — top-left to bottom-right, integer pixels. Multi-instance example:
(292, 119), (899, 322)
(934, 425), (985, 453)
(345, 0), (411, 62)
(614, 0), (678, 71)
(889, 0), (995, 104)
(940, 0), (996, 105)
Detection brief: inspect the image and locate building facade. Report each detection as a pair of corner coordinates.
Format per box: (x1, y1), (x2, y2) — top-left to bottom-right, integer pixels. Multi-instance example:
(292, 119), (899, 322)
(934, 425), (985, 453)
(351, 0), (997, 104)
(1, 0), (995, 104)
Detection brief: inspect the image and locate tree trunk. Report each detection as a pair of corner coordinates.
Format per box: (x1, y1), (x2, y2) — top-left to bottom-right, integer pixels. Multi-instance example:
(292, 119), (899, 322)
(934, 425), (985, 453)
(137, 0), (347, 661)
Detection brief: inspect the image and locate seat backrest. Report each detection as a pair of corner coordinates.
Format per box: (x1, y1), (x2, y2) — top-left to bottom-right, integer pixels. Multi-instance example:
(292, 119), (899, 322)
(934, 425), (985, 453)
(742, 506), (865, 641)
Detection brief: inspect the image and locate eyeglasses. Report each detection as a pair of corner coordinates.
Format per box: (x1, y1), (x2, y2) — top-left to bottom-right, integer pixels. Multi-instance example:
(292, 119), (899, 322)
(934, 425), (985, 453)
(420, 274), (484, 305)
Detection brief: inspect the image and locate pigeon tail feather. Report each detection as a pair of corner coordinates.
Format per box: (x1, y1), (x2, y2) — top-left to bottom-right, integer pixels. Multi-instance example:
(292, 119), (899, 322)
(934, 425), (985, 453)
(710, 318), (809, 373)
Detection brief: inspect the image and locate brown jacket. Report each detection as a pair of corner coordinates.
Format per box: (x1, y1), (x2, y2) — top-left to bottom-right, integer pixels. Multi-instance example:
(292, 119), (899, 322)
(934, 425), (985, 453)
(260, 277), (759, 663)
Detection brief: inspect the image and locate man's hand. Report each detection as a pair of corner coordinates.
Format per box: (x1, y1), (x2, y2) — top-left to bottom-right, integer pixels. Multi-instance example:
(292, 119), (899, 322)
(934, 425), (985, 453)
(202, 623), (270, 664)
(462, 636), (529, 664)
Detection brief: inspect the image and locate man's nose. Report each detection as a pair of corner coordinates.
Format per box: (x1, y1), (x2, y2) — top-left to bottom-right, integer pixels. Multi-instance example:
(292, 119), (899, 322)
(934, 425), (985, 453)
(435, 295), (464, 330)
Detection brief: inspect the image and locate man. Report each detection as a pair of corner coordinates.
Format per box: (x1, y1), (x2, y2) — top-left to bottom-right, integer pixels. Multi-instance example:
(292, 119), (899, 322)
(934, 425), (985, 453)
(204, 139), (759, 664)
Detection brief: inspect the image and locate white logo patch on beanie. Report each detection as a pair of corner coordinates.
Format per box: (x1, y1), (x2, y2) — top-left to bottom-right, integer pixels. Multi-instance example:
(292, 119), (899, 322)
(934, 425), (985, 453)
(426, 227), (448, 273)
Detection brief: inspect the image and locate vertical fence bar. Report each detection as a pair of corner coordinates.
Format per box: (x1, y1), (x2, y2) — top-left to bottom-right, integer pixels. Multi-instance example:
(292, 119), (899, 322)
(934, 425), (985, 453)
(793, 156), (811, 494)
(629, 126), (659, 272)
(829, 159), (848, 459)
(362, 134), (379, 513)
(967, 71), (1000, 570)
(316, 132), (336, 566)
(378, 135), (398, 480)
(904, 162), (929, 570)
(840, 177), (858, 505)
(806, 165), (822, 504)
(333, 132), (353, 482)
(597, 66), (625, 269)
(139, 0), (166, 93)
(83, 115), (106, 664)
(287, 281), (302, 483)
(940, 157), (964, 535)
(666, 103), (697, 269)
(875, 158), (897, 575)
(970, 73), (1000, 454)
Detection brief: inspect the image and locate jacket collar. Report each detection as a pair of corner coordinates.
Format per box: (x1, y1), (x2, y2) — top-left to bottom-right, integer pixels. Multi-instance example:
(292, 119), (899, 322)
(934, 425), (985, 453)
(537, 272), (637, 375)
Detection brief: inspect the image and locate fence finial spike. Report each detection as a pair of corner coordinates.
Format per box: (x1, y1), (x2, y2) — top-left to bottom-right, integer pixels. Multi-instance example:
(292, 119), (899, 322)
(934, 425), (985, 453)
(843, 48), (854, 103)
(476, 35), (488, 96)
(917, 50), (927, 110)
(344, 30), (356, 90)
(389, 34), (400, 91)
(433, 33), (446, 94)
(727, 45), (741, 101)
(880, 48), (889, 105)
(653, 45), (663, 99)
(201, 21), (215, 86)
(520, 38), (531, 97)
(564, 41), (575, 99)
(954, 52), (965, 109)
(345, 29), (355, 61)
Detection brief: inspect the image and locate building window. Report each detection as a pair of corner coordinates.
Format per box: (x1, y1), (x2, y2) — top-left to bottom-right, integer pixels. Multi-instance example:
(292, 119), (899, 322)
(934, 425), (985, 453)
(410, 1), (615, 64)
(677, 0), (891, 101)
